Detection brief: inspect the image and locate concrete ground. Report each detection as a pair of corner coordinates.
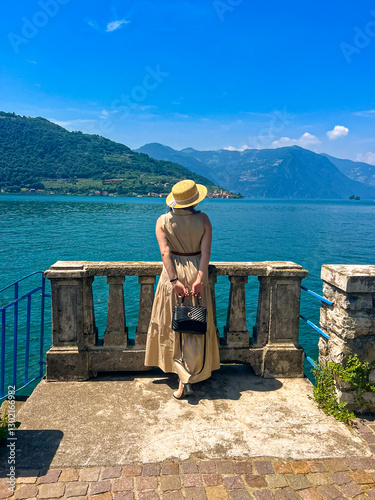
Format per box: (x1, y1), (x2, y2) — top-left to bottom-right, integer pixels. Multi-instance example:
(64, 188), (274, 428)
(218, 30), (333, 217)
(1, 365), (372, 469)
(1, 365), (375, 499)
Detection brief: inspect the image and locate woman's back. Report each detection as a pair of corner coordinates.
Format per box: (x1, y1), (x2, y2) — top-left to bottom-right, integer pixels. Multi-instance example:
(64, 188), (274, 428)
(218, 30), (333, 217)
(161, 209), (205, 254)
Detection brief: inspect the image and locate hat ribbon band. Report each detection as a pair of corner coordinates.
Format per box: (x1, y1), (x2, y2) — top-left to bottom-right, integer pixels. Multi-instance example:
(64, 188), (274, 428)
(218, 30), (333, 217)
(169, 190), (199, 207)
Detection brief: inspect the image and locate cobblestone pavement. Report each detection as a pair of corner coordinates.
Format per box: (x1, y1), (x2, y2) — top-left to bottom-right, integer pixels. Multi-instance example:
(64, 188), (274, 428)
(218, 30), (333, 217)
(1, 418), (375, 500)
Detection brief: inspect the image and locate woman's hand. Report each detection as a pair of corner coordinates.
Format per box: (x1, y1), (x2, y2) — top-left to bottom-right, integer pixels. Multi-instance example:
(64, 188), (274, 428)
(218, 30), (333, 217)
(173, 280), (189, 299)
(191, 276), (204, 297)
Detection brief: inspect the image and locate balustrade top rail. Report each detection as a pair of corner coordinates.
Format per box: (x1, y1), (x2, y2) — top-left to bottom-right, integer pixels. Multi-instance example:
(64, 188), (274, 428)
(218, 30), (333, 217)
(45, 260), (308, 278)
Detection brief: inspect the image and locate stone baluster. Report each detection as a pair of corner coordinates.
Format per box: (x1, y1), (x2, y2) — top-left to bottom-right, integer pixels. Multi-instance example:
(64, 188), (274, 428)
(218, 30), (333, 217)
(253, 277), (271, 347)
(224, 275), (249, 347)
(83, 276), (98, 347)
(104, 276), (128, 346)
(208, 272), (220, 342)
(135, 275), (156, 348)
(319, 265), (375, 410)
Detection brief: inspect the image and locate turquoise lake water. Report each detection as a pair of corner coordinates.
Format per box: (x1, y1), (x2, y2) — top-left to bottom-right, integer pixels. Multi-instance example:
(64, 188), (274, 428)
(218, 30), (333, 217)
(1, 194), (374, 393)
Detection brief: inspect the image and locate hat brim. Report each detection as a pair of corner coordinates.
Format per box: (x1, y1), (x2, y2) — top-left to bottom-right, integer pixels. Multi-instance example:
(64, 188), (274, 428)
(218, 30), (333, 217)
(166, 184), (207, 208)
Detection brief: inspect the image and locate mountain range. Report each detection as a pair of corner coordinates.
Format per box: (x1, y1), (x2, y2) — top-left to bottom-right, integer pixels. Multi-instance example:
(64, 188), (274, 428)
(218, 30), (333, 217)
(136, 143), (375, 199)
(1, 110), (374, 199)
(321, 153), (375, 188)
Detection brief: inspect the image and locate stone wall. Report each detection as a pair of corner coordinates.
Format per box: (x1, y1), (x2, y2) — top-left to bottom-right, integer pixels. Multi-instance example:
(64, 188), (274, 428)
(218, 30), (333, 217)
(319, 265), (375, 410)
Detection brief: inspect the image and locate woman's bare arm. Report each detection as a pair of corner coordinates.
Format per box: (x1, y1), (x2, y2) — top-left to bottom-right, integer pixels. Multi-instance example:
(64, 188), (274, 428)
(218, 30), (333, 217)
(191, 213), (212, 296)
(155, 216), (188, 298)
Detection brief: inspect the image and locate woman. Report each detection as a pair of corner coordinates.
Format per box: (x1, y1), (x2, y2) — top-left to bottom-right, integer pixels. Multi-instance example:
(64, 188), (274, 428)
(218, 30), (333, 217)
(145, 179), (220, 399)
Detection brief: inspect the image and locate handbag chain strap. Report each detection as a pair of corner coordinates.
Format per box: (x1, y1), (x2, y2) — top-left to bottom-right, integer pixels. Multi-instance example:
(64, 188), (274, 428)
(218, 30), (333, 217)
(177, 332), (206, 377)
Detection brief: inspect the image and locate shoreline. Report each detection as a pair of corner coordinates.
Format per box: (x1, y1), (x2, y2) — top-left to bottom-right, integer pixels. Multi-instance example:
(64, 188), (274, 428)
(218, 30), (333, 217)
(0, 192), (374, 202)
(0, 191), (242, 200)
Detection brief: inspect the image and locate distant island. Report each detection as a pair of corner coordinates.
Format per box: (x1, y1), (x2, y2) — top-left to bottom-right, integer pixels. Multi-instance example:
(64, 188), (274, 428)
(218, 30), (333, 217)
(0, 112), (241, 199)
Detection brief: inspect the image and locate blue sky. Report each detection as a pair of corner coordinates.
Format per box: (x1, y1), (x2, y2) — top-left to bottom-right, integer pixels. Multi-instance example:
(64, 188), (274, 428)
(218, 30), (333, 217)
(1, 0), (375, 162)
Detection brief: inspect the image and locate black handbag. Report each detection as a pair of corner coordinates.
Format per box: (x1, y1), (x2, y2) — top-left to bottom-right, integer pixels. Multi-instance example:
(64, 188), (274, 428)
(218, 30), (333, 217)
(172, 296), (207, 335)
(172, 296), (207, 376)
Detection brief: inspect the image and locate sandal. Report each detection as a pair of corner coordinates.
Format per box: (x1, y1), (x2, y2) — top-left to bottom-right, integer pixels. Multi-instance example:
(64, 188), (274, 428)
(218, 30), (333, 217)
(173, 380), (193, 399)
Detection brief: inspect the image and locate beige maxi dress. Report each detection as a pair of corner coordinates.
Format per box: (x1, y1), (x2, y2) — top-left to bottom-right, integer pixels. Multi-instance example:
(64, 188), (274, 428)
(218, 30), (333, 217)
(144, 208), (220, 384)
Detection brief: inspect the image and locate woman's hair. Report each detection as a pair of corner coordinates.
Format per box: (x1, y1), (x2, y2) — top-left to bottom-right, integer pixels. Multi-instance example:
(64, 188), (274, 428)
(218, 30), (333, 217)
(169, 205), (200, 213)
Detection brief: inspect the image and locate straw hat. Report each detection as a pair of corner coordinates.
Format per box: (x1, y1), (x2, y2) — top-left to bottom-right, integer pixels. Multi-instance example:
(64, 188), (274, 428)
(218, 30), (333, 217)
(166, 180), (207, 209)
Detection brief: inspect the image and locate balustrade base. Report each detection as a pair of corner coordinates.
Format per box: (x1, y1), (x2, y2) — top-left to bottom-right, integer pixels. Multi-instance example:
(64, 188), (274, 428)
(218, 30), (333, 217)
(263, 344), (304, 378)
(46, 344), (304, 381)
(90, 347), (151, 373)
(46, 346), (91, 382)
(219, 347), (264, 376)
(223, 328), (250, 348)
(103, 329), (128, 347)
(134, 330), (147, 349)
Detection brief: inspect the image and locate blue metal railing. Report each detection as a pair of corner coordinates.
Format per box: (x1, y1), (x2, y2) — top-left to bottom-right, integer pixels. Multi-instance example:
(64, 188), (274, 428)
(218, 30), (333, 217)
(305, 356), (317, 368)
(300, 286), (332, 371)
(301, 285), (334, 306)
(0, 271), (50, 401)
(300, 315), (330, 340)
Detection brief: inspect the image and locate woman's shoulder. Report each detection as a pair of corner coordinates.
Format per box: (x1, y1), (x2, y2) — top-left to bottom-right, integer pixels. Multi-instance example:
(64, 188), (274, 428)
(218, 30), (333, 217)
(158, 211), (171, 220)
(156, 212), (168, 226)
(198, 211), (211, 225)
(157, 211), (174, 228)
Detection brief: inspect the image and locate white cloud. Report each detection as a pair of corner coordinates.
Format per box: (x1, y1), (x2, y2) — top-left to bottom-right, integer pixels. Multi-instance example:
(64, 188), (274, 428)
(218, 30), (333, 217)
(106, 19), (130, 32)
(271, 132), (321, 149)
(49, 119), (71, 127)
(85, 18), (100, 31)
(356, 152), (375, 165)
(173, 112), (190, 119)
(326, 125), (349, 140)
(353, 110), (375, 117)
(49, 118), (95, 129)
(224, 145), (251, 152)
(140, 105), (157, 111)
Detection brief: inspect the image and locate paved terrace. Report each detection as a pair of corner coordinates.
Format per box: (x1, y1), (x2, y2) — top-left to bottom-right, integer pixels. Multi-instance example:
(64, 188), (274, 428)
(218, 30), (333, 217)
(1, 366), (375, 499)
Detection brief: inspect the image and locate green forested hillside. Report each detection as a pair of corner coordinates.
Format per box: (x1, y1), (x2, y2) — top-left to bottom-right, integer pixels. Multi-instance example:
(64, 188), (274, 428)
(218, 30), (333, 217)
(0, 111), (225, 196)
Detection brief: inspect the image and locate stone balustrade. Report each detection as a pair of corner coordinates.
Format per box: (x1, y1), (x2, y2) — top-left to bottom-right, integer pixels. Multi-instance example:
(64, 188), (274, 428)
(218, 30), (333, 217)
(319, 265), (375, 410)
(44, 260), (308, 381)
